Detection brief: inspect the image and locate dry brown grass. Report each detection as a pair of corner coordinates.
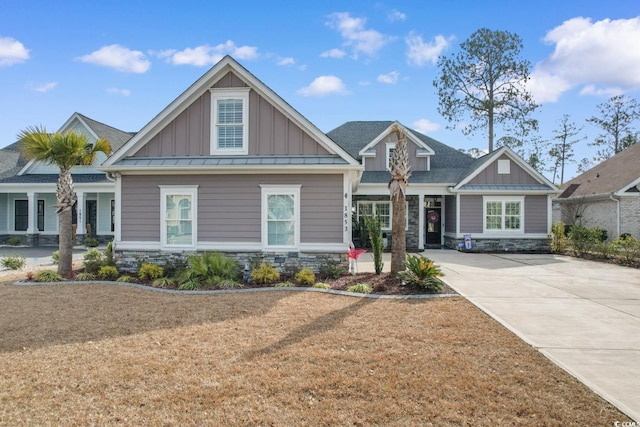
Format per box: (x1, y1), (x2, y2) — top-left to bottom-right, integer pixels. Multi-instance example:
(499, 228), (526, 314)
(0, 281), (630, 426)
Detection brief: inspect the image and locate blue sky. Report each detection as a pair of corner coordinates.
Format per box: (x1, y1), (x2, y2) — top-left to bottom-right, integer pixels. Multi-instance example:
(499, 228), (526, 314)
(1, 1), (639, 181)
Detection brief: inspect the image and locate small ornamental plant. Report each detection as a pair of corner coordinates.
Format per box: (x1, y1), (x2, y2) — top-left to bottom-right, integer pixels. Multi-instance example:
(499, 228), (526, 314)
(138, 263), (164, 281)
(250, 263), (280, 285)
(398, 255), (444, 292)
(346, 283), (373, 294)
(295, 268), (315, 286)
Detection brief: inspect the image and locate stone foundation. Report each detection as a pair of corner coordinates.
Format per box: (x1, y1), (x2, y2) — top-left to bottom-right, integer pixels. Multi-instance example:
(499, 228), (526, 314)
(115, 250), (348, 274)
(444, 236), (550, 253)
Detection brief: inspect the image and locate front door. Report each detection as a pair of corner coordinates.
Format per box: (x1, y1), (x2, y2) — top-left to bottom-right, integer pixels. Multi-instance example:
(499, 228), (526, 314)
(86, 200), (97, 237)
(425, 207), (442, 247)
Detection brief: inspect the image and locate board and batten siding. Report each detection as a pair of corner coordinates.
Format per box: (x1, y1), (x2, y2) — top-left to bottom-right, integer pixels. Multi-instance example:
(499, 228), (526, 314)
(120, 174), (343, 244)
(459, 195), (483, 233)
(524, 195), (548, 233)
(133, 71), (330, 158)
(364, 134), (428, 171)
(468, 155), (539, 185)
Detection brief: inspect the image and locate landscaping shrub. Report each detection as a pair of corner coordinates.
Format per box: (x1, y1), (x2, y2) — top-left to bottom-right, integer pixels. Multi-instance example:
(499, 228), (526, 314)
(317, 256), (346, 279)
(281, 261), (302, 280)
(215, 279), (244, 290)
(612, 234), (640, 263)
(346, 283), (372, 294)
(163, 256), (189, 278)
(98, 265), (119, 280)
(75, 272), (96, 281)
(138, 263), (164, 280)
(104, 241), (115, 266)
(1, 254), (26, 270)
(312, 282), (331, 289)
(84, 237), (99, 248)
(6, 236), (22, 246)
(567, 224), (601, 256)
(364, 214), (384, 274)
(275, 281), (295, 287)
(152, 277), (175, 288)
(52, 250), (59, 264)
(550, 222), (567, 253)
(398, 254), (444, 292)
(179, 252), (241, 288)
(295, 268), (315, 286)
(116, 275), (136, 283)
(83, 248), (104, 274)
(34, 270), (63, 282)
(251, 263), (280, 285)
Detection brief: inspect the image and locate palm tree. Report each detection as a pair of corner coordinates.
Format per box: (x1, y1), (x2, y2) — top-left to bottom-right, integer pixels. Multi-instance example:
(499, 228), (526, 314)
(19, 127), (111, 278)
(388, 124), (411, 275)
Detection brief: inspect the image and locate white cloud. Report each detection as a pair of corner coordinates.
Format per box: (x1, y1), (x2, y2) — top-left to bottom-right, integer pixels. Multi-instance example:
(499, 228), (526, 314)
(377, 71), (399, 84)
(27, 81), (58, 92)
(277, 57), (295, 66)
(106, 87), (131, 96)
(78, 44), (150, 73)
(412, 118), (440, 133)
(406, 32), (452, 67)
(320, 48), (347, 59)
(388, 9), (406, 22)
(530, 16), (640, 103)
(325, 12), (396, 58)
(0, 36), (29, 67)
(161, 41), (258, 66)
(297, 75), (349, 96)
(579, 84), (623, 97)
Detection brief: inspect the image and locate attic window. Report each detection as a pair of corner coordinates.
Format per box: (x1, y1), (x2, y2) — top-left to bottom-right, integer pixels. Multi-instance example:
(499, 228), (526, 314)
(497, 159), (511, 174)
(386, 143), (395, 170)
(210, 88), (249, 155)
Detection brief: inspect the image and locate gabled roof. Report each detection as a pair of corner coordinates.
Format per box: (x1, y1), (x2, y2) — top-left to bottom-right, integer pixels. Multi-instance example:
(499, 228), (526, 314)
(103, 55), (359, 170)
(453, 146), (558, 192)
(354, 121), (435, 157)
(0, 141), (30, 179)
(558, 142), (640, 198)
(327, 121), (475, 184)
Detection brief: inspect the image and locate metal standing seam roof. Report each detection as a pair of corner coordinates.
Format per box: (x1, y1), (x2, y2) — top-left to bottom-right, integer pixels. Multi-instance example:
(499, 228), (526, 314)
(458, 184), (555, 191)
(110, 155), (351, 168)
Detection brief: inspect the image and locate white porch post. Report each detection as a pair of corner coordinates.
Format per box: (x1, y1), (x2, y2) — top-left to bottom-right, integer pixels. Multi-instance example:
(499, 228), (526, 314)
(76, 191), (86, 235)
(27, 192), (36, 234)
(418, 194), (425, 250)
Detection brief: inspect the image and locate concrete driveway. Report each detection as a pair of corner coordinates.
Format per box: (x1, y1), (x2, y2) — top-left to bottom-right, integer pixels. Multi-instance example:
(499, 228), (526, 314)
(419, 250), (640, 422)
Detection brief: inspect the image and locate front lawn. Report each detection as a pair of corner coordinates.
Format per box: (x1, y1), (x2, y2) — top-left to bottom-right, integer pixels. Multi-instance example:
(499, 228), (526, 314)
(0, 282), (630, 425)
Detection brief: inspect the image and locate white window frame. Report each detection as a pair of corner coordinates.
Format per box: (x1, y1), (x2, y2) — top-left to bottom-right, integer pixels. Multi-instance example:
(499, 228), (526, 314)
(160, 185), (198, 249)
(210, 87), (250, 155)
(386, 142), (396, 171)
(260, 185), (301, 250)
(356, 201), (409, 231)
(483, 196), (523, 233)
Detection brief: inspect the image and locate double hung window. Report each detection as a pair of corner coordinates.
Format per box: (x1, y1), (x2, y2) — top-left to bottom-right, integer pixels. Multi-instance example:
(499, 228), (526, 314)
(160, 186), (198, 248)
(261, 185), (300, 249)
(211, 88), (249, 155)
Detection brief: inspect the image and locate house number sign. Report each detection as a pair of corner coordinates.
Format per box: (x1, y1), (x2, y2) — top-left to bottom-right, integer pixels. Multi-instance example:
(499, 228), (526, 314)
(344, 192), (349, 232)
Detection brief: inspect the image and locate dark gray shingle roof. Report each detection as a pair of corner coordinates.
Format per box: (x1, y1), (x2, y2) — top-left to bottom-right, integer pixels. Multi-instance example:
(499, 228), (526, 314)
(326, 121), (475, 184)
(0, 174), (110, 184)
(77, 113), (135, 152)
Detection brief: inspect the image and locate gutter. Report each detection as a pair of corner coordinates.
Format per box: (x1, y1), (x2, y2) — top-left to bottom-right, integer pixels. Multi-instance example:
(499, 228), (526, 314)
(610, 194), (621, 237)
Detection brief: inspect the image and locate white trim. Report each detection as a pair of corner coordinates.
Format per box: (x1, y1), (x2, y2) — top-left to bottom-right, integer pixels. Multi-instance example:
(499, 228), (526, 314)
(497, 159), (511, 174)
(159, 185), (198, 250)
(616, 175), (640, 195)
(357, 121), (435, 158)
(385, 142), (395, 171)
(455, 193), (460, 236)
(483, 195), (524, 234)
(114, 241), (161, 251)
(260, 184), (301, 250)
(197, 242), (263, 251)
(418, 195), (425, 249)
(210, 87), (250, 155)
(115, 175), (122, 242)
(103, 56), (359, 167)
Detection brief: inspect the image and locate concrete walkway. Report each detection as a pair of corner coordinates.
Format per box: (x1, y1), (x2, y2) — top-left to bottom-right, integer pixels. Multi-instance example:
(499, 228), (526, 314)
(357, 250), (640, 422)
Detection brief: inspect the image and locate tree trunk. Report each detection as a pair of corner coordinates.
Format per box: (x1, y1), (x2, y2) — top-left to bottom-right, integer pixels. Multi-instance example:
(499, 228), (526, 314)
(390, 196), (406, 275)
(488, 107), (494, 152)
(57, 167), (76, 278)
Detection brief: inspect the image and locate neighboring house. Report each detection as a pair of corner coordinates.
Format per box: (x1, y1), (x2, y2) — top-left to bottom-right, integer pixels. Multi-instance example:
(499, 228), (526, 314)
(328, 122), (560, 252)
(554, 142), (640, 240)
(0, 113), (133, 245)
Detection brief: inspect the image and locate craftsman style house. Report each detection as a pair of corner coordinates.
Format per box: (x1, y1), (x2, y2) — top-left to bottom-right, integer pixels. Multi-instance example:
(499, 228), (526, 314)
(0, 113), (132, 246)
(1, 56), (559, 268)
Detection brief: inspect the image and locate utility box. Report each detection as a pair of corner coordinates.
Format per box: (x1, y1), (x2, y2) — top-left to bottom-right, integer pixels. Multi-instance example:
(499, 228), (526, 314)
(464, 234), (472, 250)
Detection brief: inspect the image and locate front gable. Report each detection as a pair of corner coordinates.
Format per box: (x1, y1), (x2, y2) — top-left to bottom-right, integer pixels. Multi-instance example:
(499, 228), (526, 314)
(103, 56), (359, 171)
(357, 122), (434, 172)
(454, 147), (558, 193)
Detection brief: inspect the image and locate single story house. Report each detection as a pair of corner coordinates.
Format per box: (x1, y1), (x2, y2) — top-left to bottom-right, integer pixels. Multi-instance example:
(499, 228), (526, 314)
(1, 56), (559, 270)
(553, 142), (640, 240)
(0, 113), (132, 246)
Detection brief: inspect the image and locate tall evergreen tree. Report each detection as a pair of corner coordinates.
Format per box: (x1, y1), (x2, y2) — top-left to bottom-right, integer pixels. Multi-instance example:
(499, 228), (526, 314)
(587, 95), (640, 160)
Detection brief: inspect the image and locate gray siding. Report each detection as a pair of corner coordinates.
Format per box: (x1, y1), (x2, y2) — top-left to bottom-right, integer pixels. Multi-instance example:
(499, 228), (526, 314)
(444, 195), (456, 233)
(469, 155), (539, 185)
(524, 195), (548, 233)
(0, 194), (6, 232)
(120, 174), (343, 244)
(134, 71), (330, 158)
(365, 134), (428, 171)
(459, 195), (483, 233)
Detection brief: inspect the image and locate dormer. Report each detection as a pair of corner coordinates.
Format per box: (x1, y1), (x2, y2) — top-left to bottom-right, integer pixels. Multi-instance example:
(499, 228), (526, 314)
(357, 122), (435, 172)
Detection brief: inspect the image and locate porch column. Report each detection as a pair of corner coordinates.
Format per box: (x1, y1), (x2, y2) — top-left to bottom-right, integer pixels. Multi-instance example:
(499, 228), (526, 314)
(76, 191), (86, 235)
(418, 194), (425, 250)
(27, 192), (36, 234)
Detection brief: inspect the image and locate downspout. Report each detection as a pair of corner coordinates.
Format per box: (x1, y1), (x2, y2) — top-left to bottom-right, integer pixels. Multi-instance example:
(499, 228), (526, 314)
(610, 194), (620, 237)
